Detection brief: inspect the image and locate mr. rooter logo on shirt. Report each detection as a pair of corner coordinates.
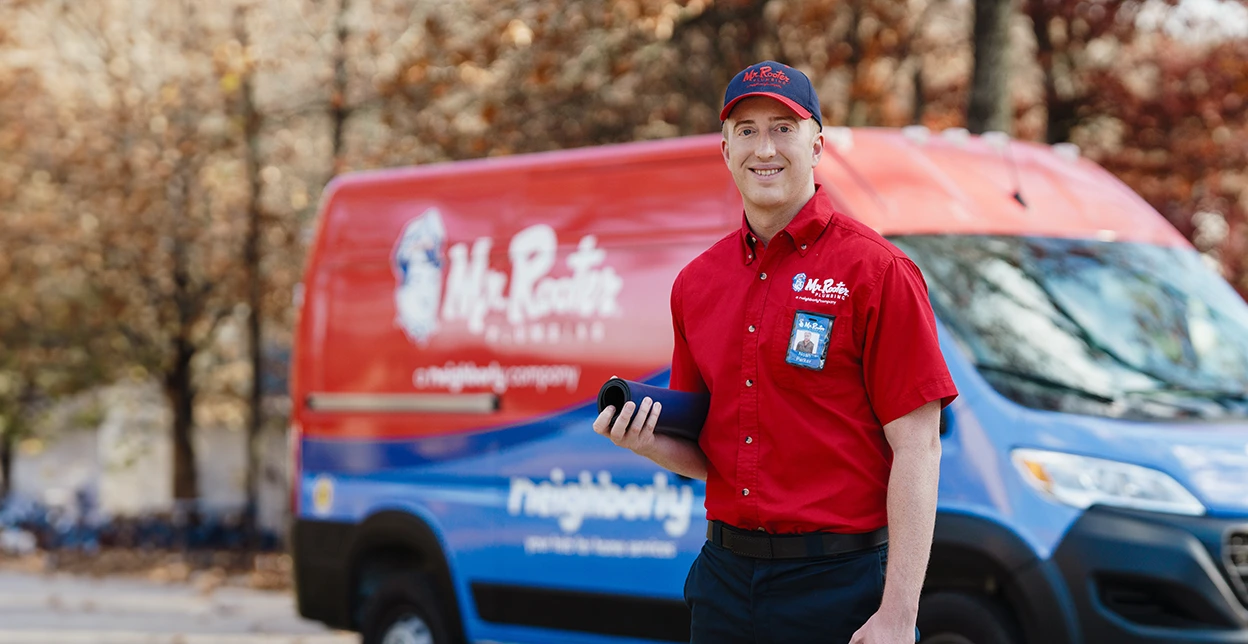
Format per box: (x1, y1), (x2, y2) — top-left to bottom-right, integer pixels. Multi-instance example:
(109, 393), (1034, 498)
(392, 208), (624, 346)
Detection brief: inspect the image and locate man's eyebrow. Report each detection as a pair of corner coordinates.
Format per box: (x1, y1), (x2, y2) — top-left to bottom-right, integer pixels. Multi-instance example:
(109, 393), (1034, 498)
(733, 115), (799, 127)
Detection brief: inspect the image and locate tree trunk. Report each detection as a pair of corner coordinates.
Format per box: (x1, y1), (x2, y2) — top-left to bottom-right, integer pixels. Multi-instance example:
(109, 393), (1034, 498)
(912, 65), (925, 125)
(1031, 11), (1075, 143)
(2, 379), (37, 501)
(0, 428), (12, 500)
(967, 0), (1013, 133)
(845, 0), (869, 127)
(166, 335), (199, 502)
(236, 5), (265, 537)
(330, 0), (352, 176)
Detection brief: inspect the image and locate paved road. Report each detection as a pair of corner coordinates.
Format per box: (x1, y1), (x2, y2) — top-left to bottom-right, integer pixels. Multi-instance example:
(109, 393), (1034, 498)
(0, 570), (356, 643)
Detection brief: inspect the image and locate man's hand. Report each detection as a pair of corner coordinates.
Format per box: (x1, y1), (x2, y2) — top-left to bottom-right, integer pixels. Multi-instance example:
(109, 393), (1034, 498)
(591, 394), (707, 480)
(593, 397), (662, 458)
(849, 608), (916, 644)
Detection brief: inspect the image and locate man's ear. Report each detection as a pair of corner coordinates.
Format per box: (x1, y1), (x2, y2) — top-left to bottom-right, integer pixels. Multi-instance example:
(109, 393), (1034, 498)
(810, 125), (824, 167)
(721, 132), (731, 166)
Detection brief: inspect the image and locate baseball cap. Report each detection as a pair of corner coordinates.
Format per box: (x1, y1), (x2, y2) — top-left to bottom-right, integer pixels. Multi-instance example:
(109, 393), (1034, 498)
(720, 61), (822, 128)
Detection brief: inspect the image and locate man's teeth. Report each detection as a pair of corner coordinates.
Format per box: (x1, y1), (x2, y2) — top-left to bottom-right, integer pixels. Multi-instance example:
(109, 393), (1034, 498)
(753, 168), (781, 176)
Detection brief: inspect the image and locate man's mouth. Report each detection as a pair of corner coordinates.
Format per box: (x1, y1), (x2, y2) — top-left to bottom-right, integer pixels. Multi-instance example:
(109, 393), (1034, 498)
(751, 168), (782, 177)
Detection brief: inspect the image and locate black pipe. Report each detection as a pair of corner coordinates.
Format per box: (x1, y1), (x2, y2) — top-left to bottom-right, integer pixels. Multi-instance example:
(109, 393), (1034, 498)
(596, 378), (709, 442)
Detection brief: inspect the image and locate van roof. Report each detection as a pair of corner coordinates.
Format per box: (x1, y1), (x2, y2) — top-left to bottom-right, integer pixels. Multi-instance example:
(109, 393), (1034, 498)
(320, 128), (1188, 247)
(817, 127), (1188, 246)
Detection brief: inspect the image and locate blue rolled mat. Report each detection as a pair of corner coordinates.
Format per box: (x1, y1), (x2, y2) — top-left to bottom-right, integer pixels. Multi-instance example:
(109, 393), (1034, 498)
(596, 377), (709, 442)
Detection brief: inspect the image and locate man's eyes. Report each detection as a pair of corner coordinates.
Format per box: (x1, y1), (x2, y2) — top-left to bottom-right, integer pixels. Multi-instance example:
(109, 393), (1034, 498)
(736, 124), (796, 136)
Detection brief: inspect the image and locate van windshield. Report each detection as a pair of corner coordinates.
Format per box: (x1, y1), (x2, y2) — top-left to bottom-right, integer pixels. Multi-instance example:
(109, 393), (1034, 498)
(892, 235), (1248, 421)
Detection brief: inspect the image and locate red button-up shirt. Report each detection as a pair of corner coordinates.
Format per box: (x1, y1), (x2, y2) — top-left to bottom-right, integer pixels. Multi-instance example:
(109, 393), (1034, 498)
(670, 185), (958, 534)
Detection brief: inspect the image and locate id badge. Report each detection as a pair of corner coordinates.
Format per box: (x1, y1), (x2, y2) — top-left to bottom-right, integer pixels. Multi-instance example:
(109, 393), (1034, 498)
(786, 310), (835, 371)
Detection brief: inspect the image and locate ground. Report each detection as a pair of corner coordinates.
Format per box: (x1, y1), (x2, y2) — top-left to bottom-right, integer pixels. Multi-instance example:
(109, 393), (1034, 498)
(0, 550), (354, 643)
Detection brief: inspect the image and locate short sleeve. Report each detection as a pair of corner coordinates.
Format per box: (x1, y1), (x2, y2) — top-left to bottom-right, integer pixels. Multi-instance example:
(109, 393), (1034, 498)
(862, 257), (958, 425)
(670, 272), (708, 394)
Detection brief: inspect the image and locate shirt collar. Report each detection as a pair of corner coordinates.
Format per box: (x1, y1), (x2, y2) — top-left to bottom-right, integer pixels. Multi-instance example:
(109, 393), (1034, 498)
(740, 183), (836, 265)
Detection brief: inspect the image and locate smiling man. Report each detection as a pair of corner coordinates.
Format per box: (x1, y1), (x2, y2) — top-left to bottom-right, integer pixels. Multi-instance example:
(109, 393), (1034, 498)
(594, 61), (957, 644)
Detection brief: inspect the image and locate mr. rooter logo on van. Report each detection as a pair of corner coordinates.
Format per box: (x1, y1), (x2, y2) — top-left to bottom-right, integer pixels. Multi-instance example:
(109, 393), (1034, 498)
(392, 208), (624, 347)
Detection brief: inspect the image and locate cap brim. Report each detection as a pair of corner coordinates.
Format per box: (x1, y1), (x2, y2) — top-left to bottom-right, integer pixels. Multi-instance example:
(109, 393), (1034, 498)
(720, 92), (813, 122)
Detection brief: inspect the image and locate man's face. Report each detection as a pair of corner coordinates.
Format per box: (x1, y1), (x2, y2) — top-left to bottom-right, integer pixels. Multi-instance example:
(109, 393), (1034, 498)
(721, 97), (823, 214)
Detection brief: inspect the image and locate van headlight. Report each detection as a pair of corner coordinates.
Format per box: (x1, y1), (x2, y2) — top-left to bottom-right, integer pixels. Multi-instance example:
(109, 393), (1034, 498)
(1011, 448), (1206, 516)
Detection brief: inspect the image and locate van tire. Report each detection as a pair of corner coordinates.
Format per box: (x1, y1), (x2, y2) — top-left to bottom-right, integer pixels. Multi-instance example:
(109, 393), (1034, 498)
(360, 574), (452, 644)
(917, 591), (1020, 644)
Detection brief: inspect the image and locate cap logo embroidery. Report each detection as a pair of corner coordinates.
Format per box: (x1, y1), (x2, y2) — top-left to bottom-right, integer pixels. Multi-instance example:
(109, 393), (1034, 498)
(743, 65), (790, 88)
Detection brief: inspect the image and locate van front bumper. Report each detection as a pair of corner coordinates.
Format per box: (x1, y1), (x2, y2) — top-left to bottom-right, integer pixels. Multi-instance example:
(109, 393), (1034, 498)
(1052, 506), (1248, 642)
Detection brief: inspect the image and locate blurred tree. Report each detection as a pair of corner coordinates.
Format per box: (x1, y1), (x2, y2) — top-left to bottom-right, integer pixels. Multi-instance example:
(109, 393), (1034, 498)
(1014, 0), (1245, 296)
(1022, 0), (1176, 144)
(1082, 37), (1248, 297)
(329, 0), (354, 175)
(23, 0), (255, 502)
(0, 24), (111, 497)
(342, 0), (959, 168)
(967, 0), (1013, 133)
(228, 5), (267, 531)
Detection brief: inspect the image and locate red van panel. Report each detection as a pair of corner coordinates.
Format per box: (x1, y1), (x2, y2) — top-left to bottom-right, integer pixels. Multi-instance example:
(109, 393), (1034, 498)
(295, 137), (739, 441)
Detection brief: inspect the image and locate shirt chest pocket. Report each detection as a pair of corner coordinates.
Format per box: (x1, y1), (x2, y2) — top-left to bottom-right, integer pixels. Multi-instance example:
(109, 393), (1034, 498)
(769, 303), (856, 391)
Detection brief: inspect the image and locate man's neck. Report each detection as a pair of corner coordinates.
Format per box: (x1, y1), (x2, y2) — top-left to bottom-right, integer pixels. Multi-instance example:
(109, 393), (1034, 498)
(744, 183), (816, 246)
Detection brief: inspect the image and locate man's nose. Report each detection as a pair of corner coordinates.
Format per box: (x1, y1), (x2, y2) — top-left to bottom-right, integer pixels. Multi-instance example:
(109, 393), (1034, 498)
(755, 132), (776, 159)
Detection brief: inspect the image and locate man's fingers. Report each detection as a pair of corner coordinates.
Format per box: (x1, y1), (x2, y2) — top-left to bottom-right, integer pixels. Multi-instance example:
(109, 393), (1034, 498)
(609, 401), (635, 442)
(632, 401), (659, 445)
(598, 398), (663, 450)
(642, 401), (661, 436)
(593, 406), (615, 435)
(629, 397), (653, 433)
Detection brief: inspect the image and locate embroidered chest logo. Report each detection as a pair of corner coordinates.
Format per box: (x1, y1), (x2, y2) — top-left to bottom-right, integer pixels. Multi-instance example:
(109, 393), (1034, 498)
(791, 272), (850, 304)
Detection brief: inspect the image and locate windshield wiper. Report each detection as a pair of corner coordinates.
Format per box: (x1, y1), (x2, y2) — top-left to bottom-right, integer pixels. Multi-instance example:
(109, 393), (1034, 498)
(1121, 386), (1248, 403)
(974, 364), (1118, 404)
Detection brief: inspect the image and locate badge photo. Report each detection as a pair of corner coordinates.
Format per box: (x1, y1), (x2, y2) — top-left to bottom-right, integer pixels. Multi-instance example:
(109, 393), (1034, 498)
(786, 310), (834, 371)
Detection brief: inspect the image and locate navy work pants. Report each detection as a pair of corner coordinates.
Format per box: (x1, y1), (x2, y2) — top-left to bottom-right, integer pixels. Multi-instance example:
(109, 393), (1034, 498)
(683, 539), (892, 644)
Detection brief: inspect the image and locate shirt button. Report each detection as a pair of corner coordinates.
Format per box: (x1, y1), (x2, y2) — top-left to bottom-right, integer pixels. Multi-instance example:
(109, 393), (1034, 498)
(742, 488), (750, 496)
(745, 436), (753, 444)
(801, 244), (808, 250)
(745, 379), (753, 387)
(748, 325), (756, 333)
(760, 272), (767, 280)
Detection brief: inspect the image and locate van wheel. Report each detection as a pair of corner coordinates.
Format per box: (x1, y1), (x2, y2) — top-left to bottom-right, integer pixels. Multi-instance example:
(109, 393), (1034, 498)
(917, 591), (1020, 644)
(360, 574), (451, 644)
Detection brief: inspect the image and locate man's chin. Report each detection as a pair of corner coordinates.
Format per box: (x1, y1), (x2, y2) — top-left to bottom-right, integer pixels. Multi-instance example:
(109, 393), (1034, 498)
(742, 188), (791, 211)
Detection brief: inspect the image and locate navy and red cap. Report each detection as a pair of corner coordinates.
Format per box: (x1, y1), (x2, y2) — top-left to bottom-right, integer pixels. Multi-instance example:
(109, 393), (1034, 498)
(720, 61), (823, 128)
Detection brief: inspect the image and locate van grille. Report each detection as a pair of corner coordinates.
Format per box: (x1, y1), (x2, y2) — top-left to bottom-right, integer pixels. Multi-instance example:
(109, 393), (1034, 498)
(1096, 574), (1237, 629)
(1226, 530), (1248, 608)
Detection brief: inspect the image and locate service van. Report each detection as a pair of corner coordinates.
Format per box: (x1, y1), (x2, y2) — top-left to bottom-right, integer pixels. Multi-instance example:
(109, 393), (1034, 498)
(290, 127), (1248, 644)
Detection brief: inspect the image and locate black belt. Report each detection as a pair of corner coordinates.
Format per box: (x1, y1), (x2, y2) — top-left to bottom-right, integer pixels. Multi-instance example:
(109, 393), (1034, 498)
(707, 520), (888, 560)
